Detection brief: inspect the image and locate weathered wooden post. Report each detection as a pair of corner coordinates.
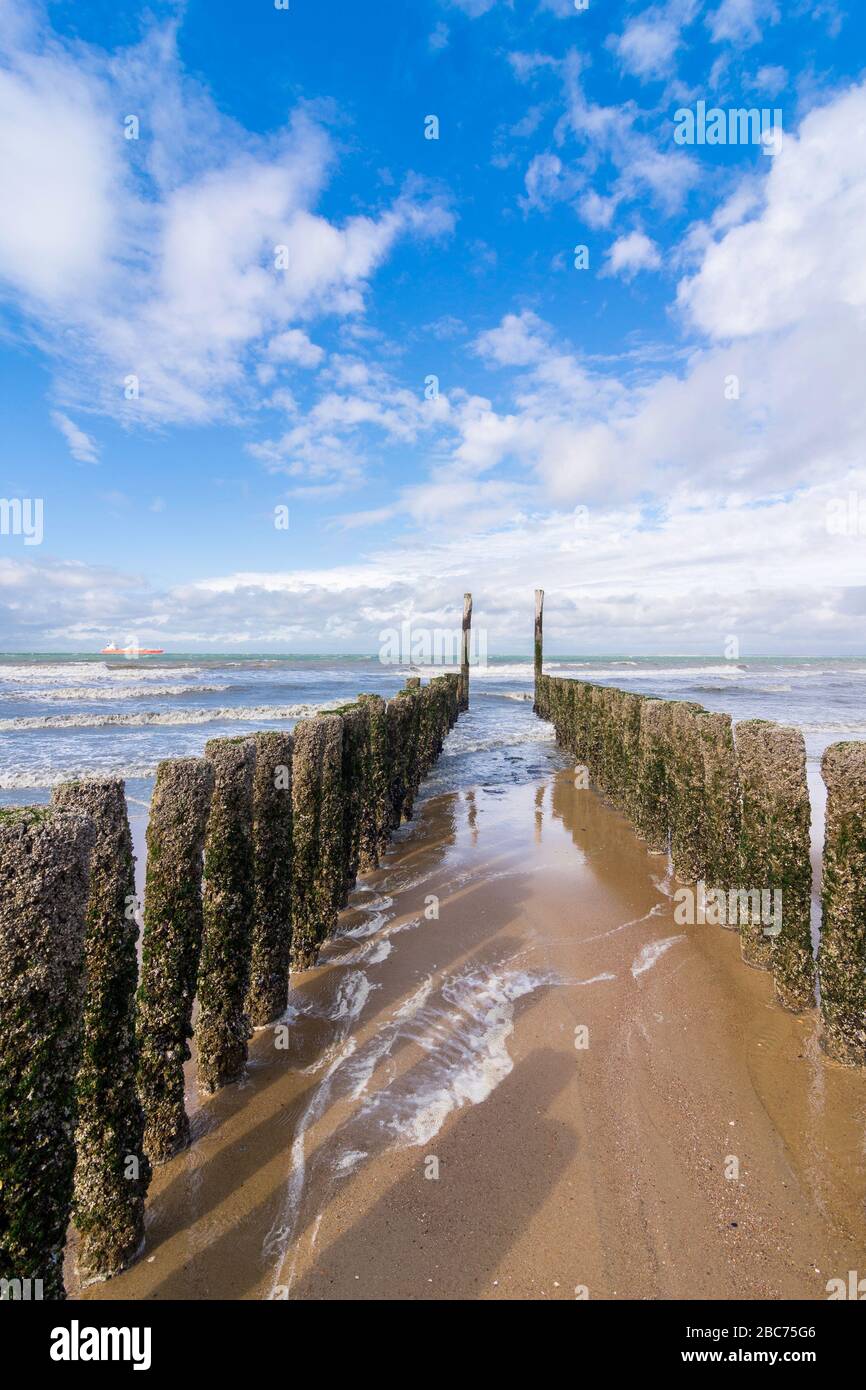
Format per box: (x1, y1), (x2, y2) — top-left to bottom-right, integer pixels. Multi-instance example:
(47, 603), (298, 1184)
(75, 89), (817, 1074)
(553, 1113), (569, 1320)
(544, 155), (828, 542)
(339, 703), (370, 905)
(197, 738), (256, 1093)
(818, 743), (866, 1062)
(291, 715), (344, 969)
(697, 713), (741, 895)
(459, 592), (472, 711)
(386, 696), (414, 830)
(246, 731), (294, 1028)
(443, 673), (460, 727)
(396, 686), (424, 819)
(735, 721), (813, 1009)
(0, 807), (95, 1300)
(669, 702), (709, 883)
(358, 693), (390, 870)
(635, 700), (672, 852)
(136, 757), (213, 1163)
(51, 778), (150, 1283)
(533, 589), (544, 713)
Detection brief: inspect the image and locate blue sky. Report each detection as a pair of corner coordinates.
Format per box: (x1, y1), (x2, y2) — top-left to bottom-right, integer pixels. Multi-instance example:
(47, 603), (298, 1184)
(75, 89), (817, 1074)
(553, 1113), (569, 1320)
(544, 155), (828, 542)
(1, 0), (865, 653)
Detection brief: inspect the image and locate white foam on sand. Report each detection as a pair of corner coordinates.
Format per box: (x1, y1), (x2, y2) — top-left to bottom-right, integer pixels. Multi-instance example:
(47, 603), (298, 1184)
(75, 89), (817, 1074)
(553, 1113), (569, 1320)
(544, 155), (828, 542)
(355, 962), (553, 1149)
(631, 935), (686, 978)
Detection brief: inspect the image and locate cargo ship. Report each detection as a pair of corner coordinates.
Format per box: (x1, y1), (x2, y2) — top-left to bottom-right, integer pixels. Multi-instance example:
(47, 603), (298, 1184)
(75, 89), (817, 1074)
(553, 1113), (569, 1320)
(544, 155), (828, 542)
(100, 642), (165, 655)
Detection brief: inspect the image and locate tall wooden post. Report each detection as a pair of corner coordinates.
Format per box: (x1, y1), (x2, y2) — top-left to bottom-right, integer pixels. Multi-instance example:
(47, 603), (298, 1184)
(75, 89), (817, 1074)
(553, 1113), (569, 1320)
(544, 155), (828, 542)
(459, 592), (472, 711)
(533, 589), (544, 712)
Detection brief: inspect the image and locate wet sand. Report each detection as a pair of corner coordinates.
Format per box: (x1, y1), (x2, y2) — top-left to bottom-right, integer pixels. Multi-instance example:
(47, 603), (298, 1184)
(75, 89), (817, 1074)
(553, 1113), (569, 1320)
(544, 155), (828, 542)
(81, 754), (866, 1301)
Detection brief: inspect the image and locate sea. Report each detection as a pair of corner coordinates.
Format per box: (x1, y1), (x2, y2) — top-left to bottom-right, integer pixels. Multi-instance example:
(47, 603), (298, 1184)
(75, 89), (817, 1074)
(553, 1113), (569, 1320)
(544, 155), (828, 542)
(1, 655), (864, 848)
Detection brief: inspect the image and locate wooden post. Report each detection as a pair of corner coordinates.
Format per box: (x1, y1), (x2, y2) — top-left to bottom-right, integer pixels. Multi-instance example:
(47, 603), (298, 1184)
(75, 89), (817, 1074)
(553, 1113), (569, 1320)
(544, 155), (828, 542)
(291, 715), (344, 970)
(533, 589), (544, 712)
(136, 757), (213, 1163)
(51, 777), (150, 1283)
(0, 807), (94, 1300)
(818, 742), (866, 1061)
(246, 732), (294, 1028)
(459, 592), (472, 711)
(197, 738), (256, 1094)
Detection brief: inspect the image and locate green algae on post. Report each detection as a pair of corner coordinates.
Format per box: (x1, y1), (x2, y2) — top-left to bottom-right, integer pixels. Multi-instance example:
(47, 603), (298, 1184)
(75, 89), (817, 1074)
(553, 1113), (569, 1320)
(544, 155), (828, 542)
(338, 703), (370, 904)
(51, 778), (150, 1284)
(386, 695), (414, 829)
(697, 712), (741, 895)
(668, 702), (708, 883)
(136, 757), (214, 1163)
(736, 720), (783, 971)
(197, 738), (256, 1093)
(765, 726), (813, 1012)
(0, 807), (95, 1301)
(246, 731), (293, 1028)
(291, 714), (344, 969)
(443, 673), (460, 727)
(735, 721), (813, 1003)
(395, 687), (423, 820)
(459, 592), (472, 711)
(533, 588), (544, 713)
(616, 691), (645, 820)
(818, 742), (866, 1063)
(634, 700), (671, 853)
(358, 694), (390, 870)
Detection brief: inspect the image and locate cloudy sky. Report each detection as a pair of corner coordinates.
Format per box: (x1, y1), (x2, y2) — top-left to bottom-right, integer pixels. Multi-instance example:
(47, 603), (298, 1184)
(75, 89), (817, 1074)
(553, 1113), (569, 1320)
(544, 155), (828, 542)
(0, 0), (864, 654)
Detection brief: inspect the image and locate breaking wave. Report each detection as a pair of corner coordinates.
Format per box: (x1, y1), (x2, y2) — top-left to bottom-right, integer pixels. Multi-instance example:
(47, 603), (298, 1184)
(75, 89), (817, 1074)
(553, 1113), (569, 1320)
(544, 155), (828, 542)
(0, 702), (324, 732)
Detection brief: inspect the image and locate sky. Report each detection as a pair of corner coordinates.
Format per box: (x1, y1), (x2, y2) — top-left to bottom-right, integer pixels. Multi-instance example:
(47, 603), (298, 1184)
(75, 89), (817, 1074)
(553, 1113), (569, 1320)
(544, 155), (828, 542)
(0, 0), (864, 655)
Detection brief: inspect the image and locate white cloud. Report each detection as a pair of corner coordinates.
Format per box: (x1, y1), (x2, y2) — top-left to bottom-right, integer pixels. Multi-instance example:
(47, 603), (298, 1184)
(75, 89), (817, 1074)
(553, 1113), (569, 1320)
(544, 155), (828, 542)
(50, 411), (99, 464)
(265, 329), (325, 369)
(429, 22), (450, 52)
(515, 49), (700, 222)
(447, 0), (498, 15)
(707, 0), (780, 47)
(753, 64), (788, 98)
(678, 84), (866, 339)
(0, 13), (453, 436)
(610, 2), (699, 83)
(602, 231), (663, 279)
(0, 44), (121, 304)
(508, 51), (560, 84)
(7, 478), (866, 653)
(474, 311), (551, 366)
(520, 152), (583, 212)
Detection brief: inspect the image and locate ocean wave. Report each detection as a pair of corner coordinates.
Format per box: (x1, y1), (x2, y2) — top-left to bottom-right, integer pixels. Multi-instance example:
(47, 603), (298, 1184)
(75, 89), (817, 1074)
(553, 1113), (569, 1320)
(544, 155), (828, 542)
(0, 762), (159, 790)
(438, 723), (556, 756)
(551, 664), (749, 682)
(0, 702), (324, 732)
(0, 683), (230, 703)
(0, 662), (201, 684)
(801, 722), (866, 735)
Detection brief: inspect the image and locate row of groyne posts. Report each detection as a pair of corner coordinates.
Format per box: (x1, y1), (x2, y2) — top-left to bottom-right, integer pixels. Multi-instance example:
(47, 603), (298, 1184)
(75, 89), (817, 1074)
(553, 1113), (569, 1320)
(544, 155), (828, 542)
(532, 590), (866, 1069)
(0, 624), (472, 1300)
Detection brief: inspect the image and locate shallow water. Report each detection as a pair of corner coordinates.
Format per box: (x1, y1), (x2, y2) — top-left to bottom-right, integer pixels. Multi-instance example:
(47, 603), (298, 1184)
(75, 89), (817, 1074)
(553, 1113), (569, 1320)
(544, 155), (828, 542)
(77, 715), (866, 1302)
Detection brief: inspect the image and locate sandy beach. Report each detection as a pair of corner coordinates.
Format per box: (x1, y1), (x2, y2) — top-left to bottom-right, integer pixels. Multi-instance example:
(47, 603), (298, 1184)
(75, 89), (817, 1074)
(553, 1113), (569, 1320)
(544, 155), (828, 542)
(77, 733), (866, 1302)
